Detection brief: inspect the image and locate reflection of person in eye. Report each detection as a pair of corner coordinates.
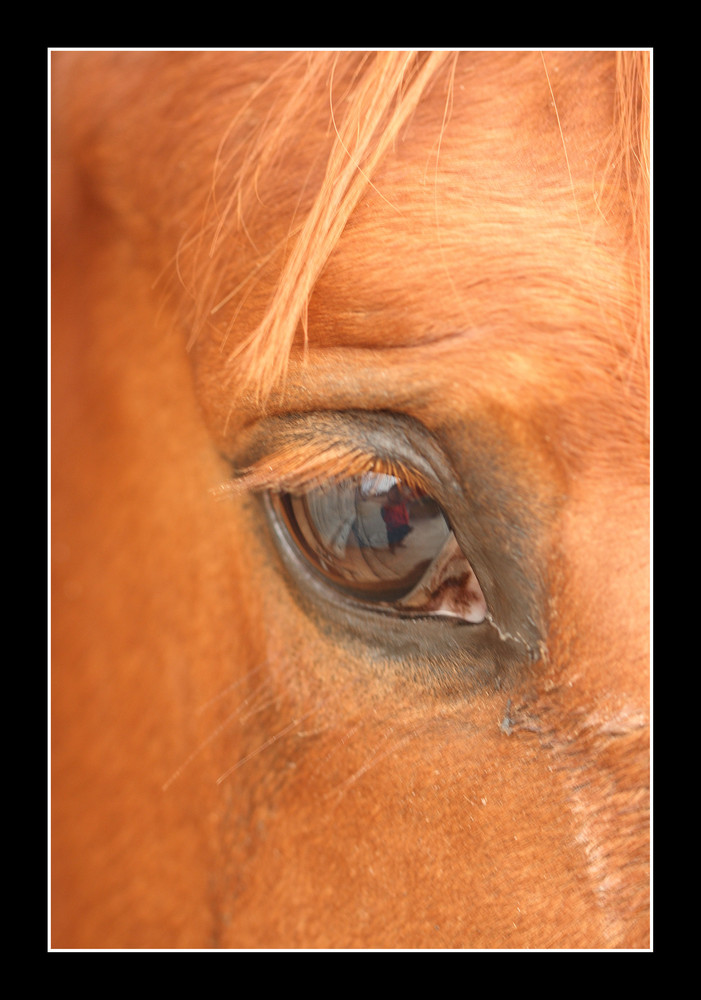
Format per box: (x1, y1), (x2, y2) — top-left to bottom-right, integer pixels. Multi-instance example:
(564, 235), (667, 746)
(350, 483), (371, 548)
(381, 485), (414, 554)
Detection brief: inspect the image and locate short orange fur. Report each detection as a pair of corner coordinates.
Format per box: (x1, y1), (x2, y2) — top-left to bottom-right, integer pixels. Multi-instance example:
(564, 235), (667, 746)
(52, 50), (650, 949)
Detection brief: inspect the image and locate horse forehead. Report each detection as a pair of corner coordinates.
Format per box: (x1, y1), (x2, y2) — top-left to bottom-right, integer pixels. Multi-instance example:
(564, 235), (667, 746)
(433, 51), (615, 148)
(302, 57), (622, 351)
(178, 50), (626, 394)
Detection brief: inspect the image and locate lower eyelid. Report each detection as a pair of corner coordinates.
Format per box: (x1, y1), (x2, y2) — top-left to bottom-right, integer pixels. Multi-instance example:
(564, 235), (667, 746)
(261, 486), (542, 691)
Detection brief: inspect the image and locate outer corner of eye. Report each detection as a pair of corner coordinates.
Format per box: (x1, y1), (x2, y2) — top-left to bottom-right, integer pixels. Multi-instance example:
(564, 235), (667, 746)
(267, 472), (487, 624)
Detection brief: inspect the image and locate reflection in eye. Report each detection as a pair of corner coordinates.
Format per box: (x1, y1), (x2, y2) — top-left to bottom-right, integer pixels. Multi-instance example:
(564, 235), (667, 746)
(270, 472), (487, 622)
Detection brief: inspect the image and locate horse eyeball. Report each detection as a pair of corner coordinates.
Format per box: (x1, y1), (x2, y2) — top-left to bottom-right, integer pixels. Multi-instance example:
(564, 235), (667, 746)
(270, 472), (487, 623)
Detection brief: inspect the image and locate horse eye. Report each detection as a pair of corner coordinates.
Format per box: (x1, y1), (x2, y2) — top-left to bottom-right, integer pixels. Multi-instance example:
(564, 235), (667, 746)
(269, 472), (487, 622)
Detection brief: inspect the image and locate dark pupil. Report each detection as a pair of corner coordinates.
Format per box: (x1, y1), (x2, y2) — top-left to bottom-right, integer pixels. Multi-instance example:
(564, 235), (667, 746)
(274, 473), (451, 603)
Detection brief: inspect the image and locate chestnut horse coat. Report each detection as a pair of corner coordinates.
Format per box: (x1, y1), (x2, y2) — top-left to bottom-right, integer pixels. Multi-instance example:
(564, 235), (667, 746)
(51, 50), (650, 950)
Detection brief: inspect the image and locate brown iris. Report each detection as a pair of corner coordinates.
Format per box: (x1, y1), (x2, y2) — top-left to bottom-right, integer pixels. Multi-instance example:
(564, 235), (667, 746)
(270, 472), (487, 621)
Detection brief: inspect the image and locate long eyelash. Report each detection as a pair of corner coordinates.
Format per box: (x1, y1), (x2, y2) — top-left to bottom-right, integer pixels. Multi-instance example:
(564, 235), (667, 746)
(211, 441), (430, 499)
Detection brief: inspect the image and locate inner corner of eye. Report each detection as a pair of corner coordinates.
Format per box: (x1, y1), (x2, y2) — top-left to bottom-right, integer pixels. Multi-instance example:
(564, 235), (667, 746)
(270, 470), (487, 624)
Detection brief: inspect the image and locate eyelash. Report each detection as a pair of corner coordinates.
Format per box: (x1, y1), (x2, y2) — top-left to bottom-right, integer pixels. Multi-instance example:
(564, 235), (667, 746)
(211, 442), (430, 501)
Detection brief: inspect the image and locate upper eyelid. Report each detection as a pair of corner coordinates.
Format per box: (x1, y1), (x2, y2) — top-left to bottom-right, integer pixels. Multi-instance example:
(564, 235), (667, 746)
(212, 440), (432, 499)
(214, 411), (456, 500)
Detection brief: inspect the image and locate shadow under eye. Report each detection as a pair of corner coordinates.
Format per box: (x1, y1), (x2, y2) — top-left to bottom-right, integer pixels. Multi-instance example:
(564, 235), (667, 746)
(270, 472), (487, 622)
